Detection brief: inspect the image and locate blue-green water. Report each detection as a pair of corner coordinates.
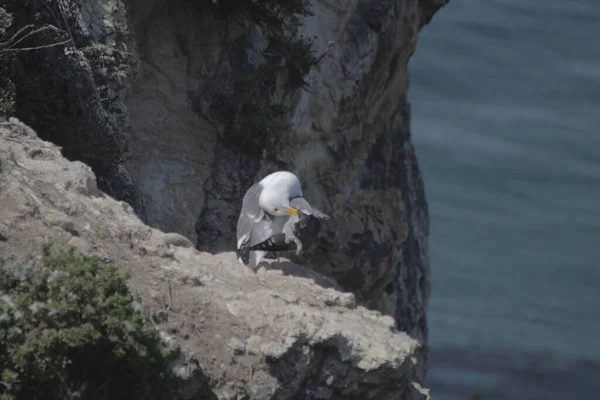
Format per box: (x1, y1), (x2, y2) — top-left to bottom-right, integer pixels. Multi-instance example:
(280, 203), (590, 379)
(409, 1), (600, 398)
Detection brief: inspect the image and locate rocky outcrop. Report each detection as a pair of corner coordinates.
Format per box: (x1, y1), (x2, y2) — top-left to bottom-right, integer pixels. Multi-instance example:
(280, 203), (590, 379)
(0, 0), (146, 218)
(0, 0), (447, 386)
(121, 0), (444, 379)
(0, 119), (430, 399)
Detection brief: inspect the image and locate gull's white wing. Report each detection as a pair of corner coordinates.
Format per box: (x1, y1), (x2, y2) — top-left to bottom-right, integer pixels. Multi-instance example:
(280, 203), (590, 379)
(237, 183), (290, 266)
(236, 183), (264, 251)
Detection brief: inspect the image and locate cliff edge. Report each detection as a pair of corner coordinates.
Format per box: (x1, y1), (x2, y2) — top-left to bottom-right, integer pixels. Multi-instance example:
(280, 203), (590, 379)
(1, 119), (429, 399)
(0, 0), (448, 395)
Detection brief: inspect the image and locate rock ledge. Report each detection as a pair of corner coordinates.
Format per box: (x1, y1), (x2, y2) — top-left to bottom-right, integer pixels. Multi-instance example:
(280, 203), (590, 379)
(0, 119), (428, 399)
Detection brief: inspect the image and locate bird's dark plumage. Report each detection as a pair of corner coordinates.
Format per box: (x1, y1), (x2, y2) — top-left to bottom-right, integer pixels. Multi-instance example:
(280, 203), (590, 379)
(248, 209), (328, 254)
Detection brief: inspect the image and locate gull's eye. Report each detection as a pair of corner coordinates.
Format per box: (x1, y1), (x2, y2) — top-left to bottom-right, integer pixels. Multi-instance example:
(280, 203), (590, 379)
(274, 208), (278, 212)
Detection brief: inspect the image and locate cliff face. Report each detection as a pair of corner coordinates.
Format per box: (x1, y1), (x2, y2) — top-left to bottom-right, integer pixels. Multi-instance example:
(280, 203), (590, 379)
(1, 119), (430, 399)
(121, 1), (443, 375)
(0, 0), (447, 389)
(0, 0), (146, 217)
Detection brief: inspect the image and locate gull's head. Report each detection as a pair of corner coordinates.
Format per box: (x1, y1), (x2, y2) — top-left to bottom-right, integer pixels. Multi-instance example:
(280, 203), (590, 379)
(258, 171), (302, 217)
(262, 199), (299, 217)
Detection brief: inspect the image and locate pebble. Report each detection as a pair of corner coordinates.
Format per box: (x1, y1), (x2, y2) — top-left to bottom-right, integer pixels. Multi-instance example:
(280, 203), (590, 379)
(228, 338), (246, 355)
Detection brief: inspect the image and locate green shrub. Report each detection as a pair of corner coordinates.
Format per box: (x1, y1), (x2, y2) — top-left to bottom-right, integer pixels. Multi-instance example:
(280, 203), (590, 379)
(203, 0), (319, 157)
(0, 246), (182, 400)
(268, 35), (317, 90)
(222, 65), (290, 157)
(207, 0), (313, 34)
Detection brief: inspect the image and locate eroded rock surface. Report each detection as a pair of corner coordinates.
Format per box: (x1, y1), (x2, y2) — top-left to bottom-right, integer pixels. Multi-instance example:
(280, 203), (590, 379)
(0, 0), (448, 384)
(121, 2), (446, 380)
(0, 0), (146, 219)
(0, 120), (430, 399)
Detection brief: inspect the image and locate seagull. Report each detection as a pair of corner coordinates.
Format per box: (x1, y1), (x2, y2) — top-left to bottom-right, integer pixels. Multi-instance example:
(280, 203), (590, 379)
(236, 171), (329, 267)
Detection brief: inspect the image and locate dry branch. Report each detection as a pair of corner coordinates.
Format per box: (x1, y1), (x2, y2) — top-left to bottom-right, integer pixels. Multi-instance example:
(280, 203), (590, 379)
(0, 24), (73, 53)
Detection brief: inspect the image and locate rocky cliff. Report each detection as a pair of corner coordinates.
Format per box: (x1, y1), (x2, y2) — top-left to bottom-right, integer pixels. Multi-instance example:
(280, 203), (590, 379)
(0, 0), (447, 397)
(1, 119), (432, 399)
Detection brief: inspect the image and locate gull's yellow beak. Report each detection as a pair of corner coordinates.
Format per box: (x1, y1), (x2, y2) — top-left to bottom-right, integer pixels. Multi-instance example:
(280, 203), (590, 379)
(284, 207), (298, 217)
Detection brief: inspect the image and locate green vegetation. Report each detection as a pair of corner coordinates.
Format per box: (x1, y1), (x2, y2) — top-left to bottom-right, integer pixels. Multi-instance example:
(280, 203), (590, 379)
(267, 34), (318, 90)
(208, 0), (313, 34)
(223, 65), (290, 158)
(211, 0), (318, 89)
(206, 0), (319, 157)
(0, 246), (181, 400)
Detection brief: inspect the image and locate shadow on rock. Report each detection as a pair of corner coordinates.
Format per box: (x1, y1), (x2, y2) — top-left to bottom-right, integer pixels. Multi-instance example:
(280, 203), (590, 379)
(257, 261), (342, 291)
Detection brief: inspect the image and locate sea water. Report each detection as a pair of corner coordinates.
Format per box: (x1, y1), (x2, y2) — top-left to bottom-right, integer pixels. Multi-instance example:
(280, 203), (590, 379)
(409, 1), (600, 398)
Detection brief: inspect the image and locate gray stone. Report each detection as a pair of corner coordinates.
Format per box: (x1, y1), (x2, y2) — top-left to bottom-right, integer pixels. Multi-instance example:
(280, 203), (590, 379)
(163, 232), (195, 249)
(0, 121), (433, 398)
(0, 0), (146, 220)
(228, 338), (246, 356)
(0, 0), (450, 396)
